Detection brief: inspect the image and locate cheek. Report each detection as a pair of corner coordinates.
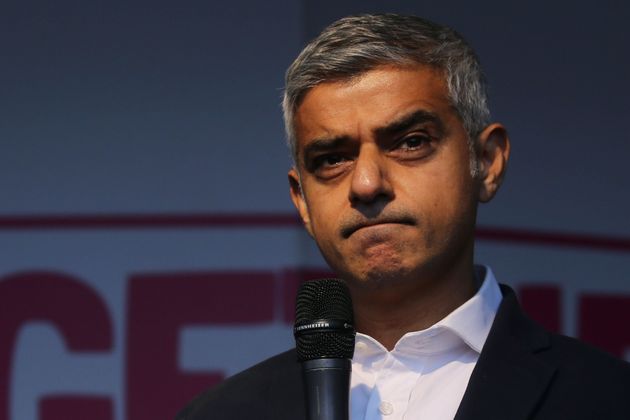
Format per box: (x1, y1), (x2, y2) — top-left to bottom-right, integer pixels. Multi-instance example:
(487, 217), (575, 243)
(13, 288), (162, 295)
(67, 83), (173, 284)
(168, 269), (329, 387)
(440, 176), (477, 237)
(304, 190), (343, 240)
(414, 164), (475, 225)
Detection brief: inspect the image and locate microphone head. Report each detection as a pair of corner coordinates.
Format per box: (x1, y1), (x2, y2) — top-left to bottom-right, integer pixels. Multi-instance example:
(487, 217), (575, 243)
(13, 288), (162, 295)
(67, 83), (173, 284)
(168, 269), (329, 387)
(294, 278), (356, 362)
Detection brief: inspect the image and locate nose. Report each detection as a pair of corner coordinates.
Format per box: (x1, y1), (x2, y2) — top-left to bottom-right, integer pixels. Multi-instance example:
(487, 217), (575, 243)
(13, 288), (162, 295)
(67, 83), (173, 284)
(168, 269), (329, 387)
(349, 145), (394, 205)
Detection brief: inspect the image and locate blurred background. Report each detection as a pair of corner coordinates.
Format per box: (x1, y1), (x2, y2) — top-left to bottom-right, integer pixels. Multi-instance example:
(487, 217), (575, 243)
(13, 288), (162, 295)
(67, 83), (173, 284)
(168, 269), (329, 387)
(1, 1), (629, 419)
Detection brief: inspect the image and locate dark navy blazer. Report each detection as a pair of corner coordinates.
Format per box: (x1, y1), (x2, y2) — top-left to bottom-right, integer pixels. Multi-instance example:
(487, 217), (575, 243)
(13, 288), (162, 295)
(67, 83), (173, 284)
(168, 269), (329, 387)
(177, 286), (630, 419)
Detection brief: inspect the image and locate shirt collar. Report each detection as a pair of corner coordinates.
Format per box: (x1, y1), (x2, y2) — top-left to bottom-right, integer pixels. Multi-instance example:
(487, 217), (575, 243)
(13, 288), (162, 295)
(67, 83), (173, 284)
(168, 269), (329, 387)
(354, 265), (503, 358)
(434, 265), (502, 353)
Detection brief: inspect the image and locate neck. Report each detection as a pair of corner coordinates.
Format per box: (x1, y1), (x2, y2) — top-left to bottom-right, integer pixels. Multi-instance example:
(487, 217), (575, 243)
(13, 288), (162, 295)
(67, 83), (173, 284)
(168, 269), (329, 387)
(349, 262), (477, 351)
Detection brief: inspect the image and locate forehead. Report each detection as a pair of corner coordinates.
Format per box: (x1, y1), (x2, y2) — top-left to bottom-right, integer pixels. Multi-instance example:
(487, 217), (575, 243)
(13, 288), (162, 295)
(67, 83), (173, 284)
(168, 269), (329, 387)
(293, 65), (454, 149)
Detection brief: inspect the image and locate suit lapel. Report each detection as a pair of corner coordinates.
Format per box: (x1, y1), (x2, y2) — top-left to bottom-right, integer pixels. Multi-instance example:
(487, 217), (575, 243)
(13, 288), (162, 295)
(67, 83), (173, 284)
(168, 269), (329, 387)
(454, 285), (556, 420)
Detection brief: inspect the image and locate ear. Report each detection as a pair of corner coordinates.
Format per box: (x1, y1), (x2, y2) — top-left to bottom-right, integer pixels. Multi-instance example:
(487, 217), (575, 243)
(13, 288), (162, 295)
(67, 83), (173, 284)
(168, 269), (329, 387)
(288, 167), (314, 237)
(476, 123), (510, 203)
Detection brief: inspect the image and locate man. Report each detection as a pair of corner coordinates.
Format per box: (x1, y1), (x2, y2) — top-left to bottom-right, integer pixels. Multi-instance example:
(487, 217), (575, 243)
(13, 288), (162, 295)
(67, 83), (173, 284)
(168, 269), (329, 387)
(177, 14), (630, 419)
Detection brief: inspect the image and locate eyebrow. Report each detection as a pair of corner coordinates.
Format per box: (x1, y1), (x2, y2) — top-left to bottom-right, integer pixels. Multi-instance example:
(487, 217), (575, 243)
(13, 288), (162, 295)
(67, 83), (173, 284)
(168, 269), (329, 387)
(300, 109), (444, 166)
(374, 109), (444, 138)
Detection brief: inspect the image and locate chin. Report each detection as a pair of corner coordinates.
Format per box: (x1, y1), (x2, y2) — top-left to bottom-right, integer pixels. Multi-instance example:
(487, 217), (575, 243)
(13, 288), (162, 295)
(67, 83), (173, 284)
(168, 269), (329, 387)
(346, 262), (416, 291)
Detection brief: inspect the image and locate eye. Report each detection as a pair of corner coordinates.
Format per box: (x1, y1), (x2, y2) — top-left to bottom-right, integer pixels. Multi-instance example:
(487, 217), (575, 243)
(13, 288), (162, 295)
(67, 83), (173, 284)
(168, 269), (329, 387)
(389, 132), (436, 161)
(397, 134), (431, 150)
(308, 153), (351, 179)
(314, 154), (347, 168)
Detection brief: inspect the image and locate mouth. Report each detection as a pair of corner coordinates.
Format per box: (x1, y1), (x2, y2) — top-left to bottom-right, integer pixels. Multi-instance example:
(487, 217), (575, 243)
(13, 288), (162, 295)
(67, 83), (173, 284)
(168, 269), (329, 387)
(341, 216), (416, 239)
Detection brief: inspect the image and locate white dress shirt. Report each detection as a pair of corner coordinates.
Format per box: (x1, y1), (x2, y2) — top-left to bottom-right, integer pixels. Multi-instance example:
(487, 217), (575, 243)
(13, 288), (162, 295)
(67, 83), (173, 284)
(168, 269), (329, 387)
(350, 266), (503, 420)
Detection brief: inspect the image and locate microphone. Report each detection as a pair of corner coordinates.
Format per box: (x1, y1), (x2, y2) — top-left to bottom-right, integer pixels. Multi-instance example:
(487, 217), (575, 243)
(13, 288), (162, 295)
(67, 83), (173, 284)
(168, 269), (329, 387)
(293, 278), (356, 420)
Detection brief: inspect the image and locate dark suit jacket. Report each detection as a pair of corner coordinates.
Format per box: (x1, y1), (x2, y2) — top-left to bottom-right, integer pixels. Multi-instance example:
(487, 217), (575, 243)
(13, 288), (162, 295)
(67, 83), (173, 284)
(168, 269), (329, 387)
(177, 285), (630, 419)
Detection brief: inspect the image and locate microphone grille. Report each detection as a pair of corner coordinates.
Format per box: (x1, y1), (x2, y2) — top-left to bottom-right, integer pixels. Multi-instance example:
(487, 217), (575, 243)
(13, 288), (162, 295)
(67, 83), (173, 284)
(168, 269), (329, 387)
(294, 278), (355, 362)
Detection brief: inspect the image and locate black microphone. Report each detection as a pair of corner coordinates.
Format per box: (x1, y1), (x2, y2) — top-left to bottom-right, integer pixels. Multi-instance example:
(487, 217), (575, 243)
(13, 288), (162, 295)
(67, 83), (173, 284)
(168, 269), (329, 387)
(293, 278), (356, 420)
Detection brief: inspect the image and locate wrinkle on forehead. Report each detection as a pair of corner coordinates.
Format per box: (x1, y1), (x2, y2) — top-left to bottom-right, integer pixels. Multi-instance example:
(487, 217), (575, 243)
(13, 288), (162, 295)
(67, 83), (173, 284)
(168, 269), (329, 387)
(294, 65), (452, 154)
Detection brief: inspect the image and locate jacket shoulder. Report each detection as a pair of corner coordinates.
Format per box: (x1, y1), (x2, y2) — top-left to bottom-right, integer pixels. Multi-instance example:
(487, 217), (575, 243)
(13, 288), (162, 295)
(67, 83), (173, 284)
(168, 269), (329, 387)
(176, 349), (304, 420)
(459, 284), (630, 419)
(544, 332), (630, 386)
(534, 333), (630, 418)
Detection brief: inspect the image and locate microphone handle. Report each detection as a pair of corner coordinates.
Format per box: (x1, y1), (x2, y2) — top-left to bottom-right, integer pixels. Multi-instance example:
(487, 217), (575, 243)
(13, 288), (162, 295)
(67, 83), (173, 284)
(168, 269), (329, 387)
(301, 358), (351, 420)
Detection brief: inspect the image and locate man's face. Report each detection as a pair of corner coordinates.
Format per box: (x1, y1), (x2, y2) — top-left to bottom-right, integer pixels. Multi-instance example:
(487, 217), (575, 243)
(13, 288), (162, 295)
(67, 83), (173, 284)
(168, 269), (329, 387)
(289, 65), (482, 291)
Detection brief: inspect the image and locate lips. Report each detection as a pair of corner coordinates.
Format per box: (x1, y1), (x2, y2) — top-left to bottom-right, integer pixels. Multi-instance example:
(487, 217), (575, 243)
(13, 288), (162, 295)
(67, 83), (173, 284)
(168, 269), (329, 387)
(340, 215), (416, 238)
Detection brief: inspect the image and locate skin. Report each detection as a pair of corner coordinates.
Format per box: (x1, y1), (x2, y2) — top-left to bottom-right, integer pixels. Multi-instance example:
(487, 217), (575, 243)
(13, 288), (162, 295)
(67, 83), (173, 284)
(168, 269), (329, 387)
(288, 65), (510, 350)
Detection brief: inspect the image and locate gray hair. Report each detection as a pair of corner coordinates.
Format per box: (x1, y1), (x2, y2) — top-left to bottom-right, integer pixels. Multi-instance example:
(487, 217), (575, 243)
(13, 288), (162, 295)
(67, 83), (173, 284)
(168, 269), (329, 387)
(282, 14), (490, 174)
